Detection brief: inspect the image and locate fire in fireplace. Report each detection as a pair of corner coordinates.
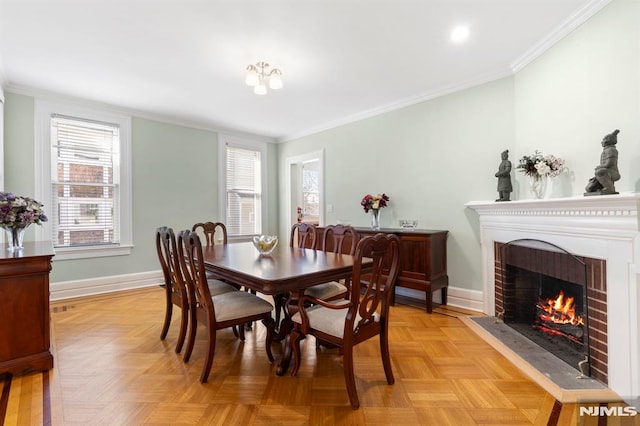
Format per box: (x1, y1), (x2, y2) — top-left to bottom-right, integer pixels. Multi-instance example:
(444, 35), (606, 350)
(499, 239), (590, 375)
(534, 290), (585, 343)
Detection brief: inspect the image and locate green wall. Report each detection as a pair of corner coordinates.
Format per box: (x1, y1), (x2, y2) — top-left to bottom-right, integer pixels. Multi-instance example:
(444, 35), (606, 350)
(277, 0), (640, 296)
(3, 95), (279, 283)
(514, 0), (640, 195)
(4, 93), (35, 195)
(278, 78), (515, 294)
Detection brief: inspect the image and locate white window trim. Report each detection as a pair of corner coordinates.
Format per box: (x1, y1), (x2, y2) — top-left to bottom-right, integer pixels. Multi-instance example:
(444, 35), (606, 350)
(35, 99), (133, 260)
(218, 134), (268, 239)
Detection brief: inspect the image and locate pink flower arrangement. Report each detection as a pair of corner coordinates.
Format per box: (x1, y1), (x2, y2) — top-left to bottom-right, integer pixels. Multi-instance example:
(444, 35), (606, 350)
(361, 193), (389, 213)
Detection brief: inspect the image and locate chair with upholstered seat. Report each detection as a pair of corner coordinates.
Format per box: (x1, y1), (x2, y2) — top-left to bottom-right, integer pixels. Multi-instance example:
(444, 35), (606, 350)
(156, 226), (190, 353)
(178, 230), (276, 383)
(192, 221), (254, 338)
(156, 226), (238, 353)
(289, 233), (401, 409)
(304, 225), (358, 301)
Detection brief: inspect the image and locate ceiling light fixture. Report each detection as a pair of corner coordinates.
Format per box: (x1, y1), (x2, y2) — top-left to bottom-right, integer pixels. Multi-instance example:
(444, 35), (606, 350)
(245, 61), (283, 95)
(451, 25), (470, 43)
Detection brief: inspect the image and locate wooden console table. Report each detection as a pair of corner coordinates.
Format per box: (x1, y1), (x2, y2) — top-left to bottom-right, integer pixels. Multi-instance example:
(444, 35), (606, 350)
(0, 241), (55, 375)
(314, 227), (449, 313)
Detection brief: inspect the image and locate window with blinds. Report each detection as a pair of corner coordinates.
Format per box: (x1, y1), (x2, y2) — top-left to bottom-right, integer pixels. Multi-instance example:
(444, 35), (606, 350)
(50, 115), (120, 248)
(225, 145), (262, 236)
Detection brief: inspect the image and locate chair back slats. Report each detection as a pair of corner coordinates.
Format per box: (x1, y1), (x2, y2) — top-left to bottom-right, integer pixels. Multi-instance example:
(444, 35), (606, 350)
(290, 223), (317, 249)
(192, 222), (228, 246)
(178, 230), (215, 322)
(156, 227), (185, 299)
(350, 233), (401, 334)
(322, 225), (357, 255)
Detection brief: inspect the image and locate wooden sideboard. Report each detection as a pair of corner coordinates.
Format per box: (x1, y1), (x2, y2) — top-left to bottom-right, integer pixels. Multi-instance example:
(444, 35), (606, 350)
(0, 241), (55, 375)
(314, 227), (449, 313)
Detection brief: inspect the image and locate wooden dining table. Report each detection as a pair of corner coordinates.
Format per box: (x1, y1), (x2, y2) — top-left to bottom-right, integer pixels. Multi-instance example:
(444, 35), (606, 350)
(200, 241), (371, 375)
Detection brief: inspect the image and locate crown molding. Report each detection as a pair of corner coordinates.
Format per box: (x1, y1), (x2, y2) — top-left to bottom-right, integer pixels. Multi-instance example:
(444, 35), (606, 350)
(4, 84), (275, 143)
(279, 67), (512, 142)
(280, 0), (612, 143)
(511, 0), (612, 72)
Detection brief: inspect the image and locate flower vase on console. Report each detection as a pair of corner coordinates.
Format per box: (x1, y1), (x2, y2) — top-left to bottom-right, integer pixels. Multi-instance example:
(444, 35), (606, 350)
(370, 209), (381, 230)
(361, 193), (389, 230)
(0, 192), (49, 251)
(3, 226), (27, 251)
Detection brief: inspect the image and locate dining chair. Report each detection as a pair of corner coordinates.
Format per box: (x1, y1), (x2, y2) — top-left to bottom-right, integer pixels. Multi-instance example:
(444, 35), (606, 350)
(178, 230), (276, 383)
(192, 221), (253, 338)
(289, 233), (401, 409)
(289, 222), (317, 249)
(156, 226), (190, 353)
(304, 225), (358, 301)
(156, 227), (238, 351)
(191, 221), (228, 279)
(272, 222), (319, 326)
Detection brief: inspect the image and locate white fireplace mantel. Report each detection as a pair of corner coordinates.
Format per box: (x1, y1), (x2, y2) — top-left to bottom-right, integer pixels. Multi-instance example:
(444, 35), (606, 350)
(466, 192), (640, 404)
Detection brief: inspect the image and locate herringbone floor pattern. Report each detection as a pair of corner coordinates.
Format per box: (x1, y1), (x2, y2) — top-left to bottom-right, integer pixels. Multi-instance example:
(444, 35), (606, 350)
(1, 287), (637, 425)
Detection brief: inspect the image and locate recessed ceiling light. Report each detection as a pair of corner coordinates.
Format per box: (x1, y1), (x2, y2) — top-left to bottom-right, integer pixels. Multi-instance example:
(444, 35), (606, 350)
(451, 25), (470, 43)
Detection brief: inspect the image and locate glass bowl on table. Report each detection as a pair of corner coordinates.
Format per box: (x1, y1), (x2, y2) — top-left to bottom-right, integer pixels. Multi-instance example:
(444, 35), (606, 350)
(252, 235), (279, 255)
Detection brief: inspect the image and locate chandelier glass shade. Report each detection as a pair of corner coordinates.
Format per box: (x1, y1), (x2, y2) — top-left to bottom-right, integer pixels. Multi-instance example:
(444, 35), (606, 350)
(245, 62), (283, 95)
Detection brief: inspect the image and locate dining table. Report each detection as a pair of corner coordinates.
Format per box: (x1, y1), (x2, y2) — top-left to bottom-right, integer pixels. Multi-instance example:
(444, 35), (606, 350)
(200, 241), (371, 375)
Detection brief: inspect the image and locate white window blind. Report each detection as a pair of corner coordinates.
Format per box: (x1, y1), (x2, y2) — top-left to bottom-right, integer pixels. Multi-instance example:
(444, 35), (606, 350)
(50, 115), (120, 248)
(225, 145), (261, 236)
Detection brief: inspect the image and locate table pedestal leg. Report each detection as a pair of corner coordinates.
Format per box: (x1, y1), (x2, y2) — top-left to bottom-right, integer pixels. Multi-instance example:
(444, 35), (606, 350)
(276, 291), (301, 375)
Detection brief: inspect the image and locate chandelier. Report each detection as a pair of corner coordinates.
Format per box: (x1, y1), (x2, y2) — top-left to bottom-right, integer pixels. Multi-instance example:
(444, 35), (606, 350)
(245, 61), (283, 95)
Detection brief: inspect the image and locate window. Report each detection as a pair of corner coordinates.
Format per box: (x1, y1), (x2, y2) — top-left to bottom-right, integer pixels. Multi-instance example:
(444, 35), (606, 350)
(219, 136), (267, 237)
(51, 116), (118, 247)
(36, 100), (132, 259)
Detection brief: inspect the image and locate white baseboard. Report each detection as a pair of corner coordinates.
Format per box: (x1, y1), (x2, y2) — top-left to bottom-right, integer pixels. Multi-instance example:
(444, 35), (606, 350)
(50, 270), (163, 301)
(446, 286), (484, 312)
(396, 285), (484, 313)
(50, 272), (486, 314)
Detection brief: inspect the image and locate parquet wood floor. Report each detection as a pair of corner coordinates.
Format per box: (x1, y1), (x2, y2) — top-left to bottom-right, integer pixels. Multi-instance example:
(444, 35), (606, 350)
(1, 287), (637, 425)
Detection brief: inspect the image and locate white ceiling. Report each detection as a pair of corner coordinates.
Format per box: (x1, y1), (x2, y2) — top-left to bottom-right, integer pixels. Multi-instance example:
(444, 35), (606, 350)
(0, 0), (604, 141)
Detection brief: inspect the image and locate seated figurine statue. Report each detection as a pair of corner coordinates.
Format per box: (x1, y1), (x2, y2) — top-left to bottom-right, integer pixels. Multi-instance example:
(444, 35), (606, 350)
(585, 129), (620, 196)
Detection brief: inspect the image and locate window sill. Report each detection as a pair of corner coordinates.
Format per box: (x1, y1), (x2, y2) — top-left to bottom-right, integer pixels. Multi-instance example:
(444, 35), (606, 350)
(52, 244), (133, 261)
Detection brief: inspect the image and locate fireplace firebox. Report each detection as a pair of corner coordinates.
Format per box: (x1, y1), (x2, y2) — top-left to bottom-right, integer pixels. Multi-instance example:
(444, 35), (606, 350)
(500, 240), (589, 375)
(494, 239), (608, 385)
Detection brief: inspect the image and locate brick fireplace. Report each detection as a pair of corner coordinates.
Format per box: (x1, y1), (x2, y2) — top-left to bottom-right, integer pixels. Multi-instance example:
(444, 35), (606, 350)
(467, 193), (640, 405)
(495, 240), (607, 384)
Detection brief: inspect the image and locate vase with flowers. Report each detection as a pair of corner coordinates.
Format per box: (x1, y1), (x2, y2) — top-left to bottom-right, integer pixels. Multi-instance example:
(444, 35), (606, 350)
(0, 192), (49, 251)
(517, 151), (567, 199)
(361, 193), (389, 230)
